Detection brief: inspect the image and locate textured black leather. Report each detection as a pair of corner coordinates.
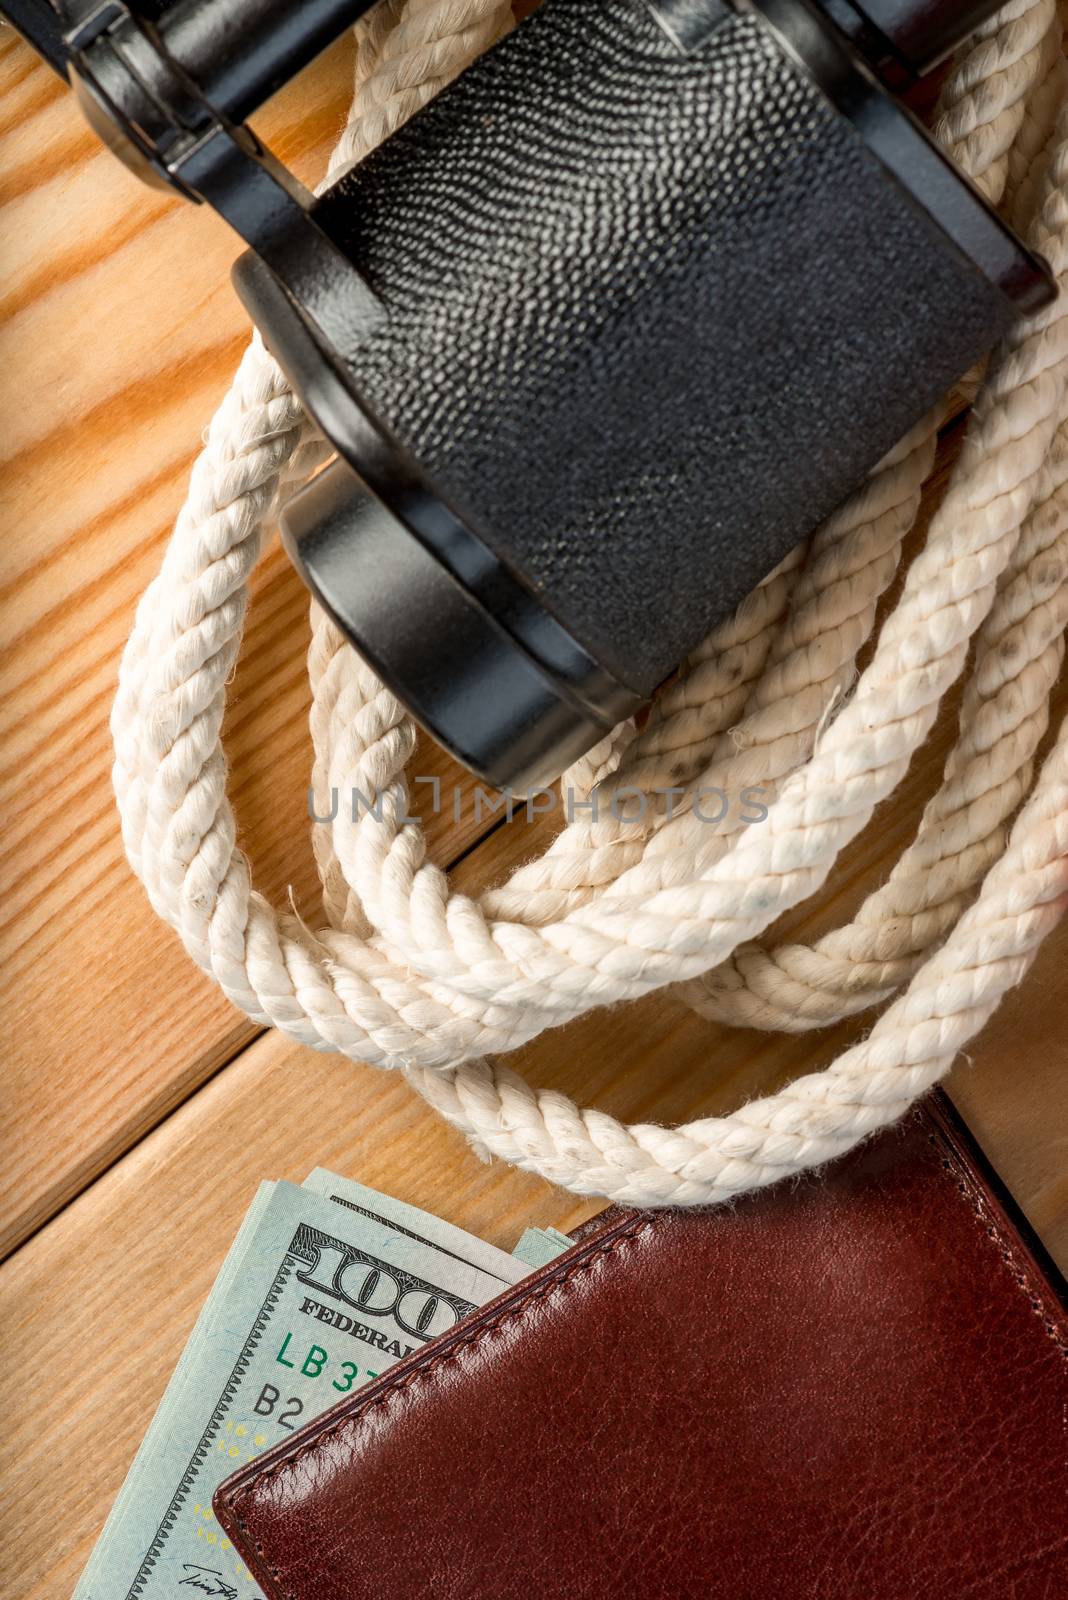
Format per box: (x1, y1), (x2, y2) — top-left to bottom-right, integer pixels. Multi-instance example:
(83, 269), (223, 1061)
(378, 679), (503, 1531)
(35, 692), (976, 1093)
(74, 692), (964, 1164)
(314, 0), (1013, 692)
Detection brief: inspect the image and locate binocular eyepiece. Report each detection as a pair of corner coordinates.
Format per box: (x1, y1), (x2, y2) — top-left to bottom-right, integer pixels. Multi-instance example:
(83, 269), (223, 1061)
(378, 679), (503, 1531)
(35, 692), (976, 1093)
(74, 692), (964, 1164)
(6, 0), (1057, 792)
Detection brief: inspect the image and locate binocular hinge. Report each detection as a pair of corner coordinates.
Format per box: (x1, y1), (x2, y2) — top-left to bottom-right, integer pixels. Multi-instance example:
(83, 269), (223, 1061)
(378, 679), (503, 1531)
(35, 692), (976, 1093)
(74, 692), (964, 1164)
(22, 0), (384, 352)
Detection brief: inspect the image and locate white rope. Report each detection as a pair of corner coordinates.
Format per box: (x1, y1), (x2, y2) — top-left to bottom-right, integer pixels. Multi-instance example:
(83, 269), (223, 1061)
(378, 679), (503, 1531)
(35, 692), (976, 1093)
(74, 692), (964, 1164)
(112, 0), (1068, 1206)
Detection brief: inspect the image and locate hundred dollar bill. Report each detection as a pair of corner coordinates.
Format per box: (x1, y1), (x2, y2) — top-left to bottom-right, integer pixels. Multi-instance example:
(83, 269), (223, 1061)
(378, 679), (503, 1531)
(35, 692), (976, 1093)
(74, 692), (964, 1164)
(305, 1169), (573, 1271)
(74, 1183), (280, 1599)
(75, 1177), (566, 1600)
(512, 1225), (575, 1268)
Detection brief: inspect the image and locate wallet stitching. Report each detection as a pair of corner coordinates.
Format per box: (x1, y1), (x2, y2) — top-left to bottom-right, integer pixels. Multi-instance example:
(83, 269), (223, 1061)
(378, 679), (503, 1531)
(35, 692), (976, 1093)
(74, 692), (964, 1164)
(222, 1108), (1068, 1596)
(923, 1130), (1068, 1359)
(223, 1215), (656, 1596)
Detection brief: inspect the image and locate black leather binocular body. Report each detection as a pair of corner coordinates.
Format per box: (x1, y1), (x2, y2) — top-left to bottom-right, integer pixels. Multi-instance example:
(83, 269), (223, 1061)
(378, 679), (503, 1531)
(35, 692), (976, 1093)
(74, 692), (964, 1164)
(6, 0), (1058, 790)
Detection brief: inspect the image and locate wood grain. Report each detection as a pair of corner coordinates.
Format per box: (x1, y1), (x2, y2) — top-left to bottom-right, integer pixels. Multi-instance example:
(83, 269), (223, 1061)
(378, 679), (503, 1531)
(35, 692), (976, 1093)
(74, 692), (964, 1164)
(0, 34), (502, 1257)
(3, 778), (1067, 1600)
(2, 22), (1068, 1600)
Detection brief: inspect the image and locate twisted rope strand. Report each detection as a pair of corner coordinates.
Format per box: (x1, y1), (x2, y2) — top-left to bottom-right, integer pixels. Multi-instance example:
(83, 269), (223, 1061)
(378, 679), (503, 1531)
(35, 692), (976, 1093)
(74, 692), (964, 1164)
(407, 693), (1068, 1205)
(683, 422), (1068, 1029)
(112, 0), (1068, 1206)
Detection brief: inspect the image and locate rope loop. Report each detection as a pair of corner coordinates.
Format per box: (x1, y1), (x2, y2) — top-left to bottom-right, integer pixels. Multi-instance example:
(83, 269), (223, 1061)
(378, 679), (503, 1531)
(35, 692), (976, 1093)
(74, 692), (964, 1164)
(112, 0), (1068, 1206)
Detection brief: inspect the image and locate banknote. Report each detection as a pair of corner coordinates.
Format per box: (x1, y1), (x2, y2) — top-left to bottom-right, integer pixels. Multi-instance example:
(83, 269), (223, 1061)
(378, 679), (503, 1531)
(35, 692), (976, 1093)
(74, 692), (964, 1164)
(513, 1225), (575, 1268)
(75, 1176), (569, 1600)
(73, 1183), (280, 1599)
(306, 1169), (573, 1271)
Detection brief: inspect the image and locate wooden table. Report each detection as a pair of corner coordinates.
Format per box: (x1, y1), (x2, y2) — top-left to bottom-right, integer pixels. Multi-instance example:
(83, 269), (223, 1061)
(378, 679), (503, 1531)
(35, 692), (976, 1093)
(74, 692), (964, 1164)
(2, 25), (1067, 1600)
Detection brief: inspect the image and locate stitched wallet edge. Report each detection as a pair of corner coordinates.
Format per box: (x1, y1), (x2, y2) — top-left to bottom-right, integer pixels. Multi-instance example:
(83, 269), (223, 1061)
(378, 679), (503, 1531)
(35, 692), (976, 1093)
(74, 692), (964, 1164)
(213, 1091), (1068, 1598)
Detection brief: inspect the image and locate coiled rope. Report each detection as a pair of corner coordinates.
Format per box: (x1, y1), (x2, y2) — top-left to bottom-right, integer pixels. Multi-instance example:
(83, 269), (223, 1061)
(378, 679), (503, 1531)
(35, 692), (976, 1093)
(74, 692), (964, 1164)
(112, 0), (1068, 1205)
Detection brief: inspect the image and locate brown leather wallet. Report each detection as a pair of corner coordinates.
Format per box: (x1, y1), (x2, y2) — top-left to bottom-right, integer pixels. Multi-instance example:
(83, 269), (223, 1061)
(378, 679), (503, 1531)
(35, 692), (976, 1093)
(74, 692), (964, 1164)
(215, 1093), (1068, 1599)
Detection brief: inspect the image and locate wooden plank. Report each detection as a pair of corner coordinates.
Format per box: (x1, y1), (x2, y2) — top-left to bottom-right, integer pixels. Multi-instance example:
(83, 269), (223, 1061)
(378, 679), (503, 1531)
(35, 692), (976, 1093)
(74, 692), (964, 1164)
(2, 21), (1066, 1599)
(2, 807), (1066, 1600)
(0, 34), (500, 1257)
(0, 1028), (594, 1600)
(0, 15), (987, 1260)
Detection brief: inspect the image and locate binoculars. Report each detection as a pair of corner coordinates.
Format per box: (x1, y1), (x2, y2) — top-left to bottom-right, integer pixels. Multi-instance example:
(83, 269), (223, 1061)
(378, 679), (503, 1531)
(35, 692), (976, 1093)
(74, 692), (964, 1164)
(5, 0), (1056, 789)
